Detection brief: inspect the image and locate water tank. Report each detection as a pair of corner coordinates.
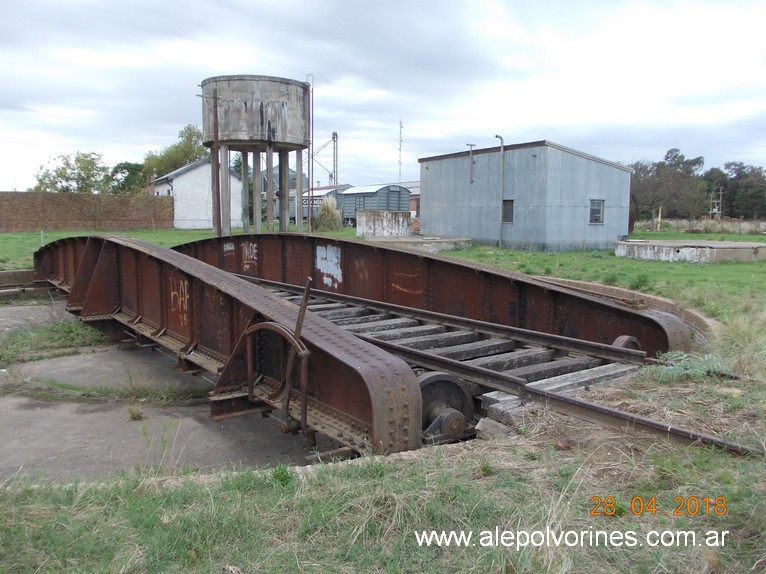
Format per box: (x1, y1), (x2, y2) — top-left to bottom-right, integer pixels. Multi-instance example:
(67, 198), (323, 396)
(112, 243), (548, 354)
(201, 75), (309, 150)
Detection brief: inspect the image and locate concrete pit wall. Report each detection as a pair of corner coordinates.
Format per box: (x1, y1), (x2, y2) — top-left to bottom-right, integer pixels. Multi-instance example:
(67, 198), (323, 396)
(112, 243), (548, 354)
(356, 210), (411, 238)
(616, 240), (766, 263)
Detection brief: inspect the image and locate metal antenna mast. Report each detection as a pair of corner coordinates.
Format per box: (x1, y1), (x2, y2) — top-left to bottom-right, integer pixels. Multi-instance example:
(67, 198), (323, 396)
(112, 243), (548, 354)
(332, 132), (338, 185)
(466, 143), (476, 183)
(398, 120), (403, 183)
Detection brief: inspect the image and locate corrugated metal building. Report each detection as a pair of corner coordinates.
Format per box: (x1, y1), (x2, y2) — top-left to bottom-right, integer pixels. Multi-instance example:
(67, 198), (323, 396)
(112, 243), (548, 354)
(337, 184), (411, 225)
(419, 140), (631, 251)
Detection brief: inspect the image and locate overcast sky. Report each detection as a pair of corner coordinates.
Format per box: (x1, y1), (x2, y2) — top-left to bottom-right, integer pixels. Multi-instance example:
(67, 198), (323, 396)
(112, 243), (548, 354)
(1, 0), (765, 191)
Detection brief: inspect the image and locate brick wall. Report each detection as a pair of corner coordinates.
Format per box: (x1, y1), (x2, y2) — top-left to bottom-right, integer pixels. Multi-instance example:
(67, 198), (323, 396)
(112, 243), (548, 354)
(0, 192), (173, 232)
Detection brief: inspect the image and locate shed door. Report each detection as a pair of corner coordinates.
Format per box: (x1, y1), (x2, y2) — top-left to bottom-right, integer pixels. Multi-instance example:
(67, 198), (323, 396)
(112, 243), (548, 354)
(388, 187), (399, 210)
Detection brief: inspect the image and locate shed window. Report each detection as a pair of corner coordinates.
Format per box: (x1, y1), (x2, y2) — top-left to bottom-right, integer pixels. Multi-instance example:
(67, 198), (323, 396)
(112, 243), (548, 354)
(502, 200), (514, 223)
(589, 200), (605, 224)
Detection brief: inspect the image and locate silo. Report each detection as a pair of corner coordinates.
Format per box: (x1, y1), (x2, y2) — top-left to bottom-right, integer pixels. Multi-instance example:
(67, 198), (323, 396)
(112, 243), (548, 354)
(201, 75), (310, 234)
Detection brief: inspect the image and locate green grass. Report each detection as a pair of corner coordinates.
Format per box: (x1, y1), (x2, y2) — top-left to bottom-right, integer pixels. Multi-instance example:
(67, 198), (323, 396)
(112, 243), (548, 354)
(0, 375), (209, 405)
(0, 229), (217, 270)
(0, 320), (111, 368)
(0, 227), (358, 271)
(1, 436), (763, 573)
(442, 244), (766, 319)
(1, 227), (765, 572)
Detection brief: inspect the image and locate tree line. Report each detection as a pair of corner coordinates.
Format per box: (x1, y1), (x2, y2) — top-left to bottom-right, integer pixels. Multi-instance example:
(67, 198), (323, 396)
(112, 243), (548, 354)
(29, 131), (766, 231)
(629, 148), (766, 230)
(29, 125), (208, 195)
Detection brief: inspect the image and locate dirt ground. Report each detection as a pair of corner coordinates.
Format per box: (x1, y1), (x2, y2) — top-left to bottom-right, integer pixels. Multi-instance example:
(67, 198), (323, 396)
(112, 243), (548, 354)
(0, 301), (333, 483)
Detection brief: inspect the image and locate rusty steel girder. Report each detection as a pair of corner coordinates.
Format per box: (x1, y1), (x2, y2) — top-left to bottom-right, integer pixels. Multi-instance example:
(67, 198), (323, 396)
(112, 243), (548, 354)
(173, 234), (691, 356)
(34, 236), (421, 454)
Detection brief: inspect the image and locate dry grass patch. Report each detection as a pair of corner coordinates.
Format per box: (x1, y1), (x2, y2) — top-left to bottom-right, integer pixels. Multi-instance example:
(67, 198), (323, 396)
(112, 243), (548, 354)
(710, 311), (766, 383)
(574, 372), (766, 451)
(2, 419), (764, 572)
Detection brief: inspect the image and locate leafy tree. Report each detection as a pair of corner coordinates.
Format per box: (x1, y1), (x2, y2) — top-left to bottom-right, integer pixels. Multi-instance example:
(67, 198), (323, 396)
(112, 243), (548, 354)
(725, 162), (766, 219)
(32, 151), (110, 193)
(109, 161), (145, 195)
(143, 124), (208, 181)
(231, 152), (243, 175)
(628, 159), (663, 231)
(656, 149), (706, 219)
(660, 148), (704, 176)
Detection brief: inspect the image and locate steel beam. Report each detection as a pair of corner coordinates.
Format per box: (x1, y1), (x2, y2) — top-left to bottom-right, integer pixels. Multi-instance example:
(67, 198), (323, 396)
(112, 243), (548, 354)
(174, 233), (691, 355)
(34, 235), (421, 454)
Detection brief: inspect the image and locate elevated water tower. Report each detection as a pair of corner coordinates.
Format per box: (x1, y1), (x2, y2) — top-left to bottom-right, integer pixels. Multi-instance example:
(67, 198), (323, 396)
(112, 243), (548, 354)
(201, 75), (310, 234)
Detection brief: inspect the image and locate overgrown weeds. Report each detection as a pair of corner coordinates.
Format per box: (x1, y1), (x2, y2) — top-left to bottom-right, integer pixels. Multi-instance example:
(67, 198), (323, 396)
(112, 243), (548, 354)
(314, 196), (342, 232)
(710, 311), (766, 382)
(0, 372), (208, 406)
(127, 402), (144, 421)
(642, 351), (734, 385)
(0, 320), (110, 368)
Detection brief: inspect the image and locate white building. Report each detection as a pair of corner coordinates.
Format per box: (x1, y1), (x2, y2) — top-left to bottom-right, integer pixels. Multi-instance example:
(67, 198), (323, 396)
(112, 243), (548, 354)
(152, 157), (242, 229)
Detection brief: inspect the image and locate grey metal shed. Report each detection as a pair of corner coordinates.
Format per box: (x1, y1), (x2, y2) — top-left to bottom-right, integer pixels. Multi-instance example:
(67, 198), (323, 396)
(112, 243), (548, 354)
(337, 184), (411, 225)
(419, 140), (631, 251)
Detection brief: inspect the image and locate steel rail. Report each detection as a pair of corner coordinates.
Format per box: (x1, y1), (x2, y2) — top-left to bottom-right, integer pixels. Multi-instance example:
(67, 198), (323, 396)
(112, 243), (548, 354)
(173, 233), (691, 355)
(357, 335), (762, 456)
(244, 278), (762, 458)
(242, 277), (651, 365)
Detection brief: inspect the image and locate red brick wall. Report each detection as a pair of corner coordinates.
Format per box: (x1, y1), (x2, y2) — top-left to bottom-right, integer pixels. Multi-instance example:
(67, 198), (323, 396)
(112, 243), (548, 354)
(0, 192), (173, 232)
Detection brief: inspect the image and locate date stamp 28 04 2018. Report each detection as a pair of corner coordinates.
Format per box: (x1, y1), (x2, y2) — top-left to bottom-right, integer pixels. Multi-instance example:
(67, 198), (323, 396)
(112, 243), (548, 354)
(590, 495), (727, 517)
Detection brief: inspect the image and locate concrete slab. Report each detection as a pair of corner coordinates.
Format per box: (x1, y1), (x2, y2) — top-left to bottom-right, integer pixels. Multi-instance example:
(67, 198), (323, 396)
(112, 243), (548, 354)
(0, 299), (73, 334)
(365, 235), (472, 254)
(0, 303), (335, 483)
(616, 239), (766, 263)
(13, 345), (211, 394)
(0, 395), (331, 483)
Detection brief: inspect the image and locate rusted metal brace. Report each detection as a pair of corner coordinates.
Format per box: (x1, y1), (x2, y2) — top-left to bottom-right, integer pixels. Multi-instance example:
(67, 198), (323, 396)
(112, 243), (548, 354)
(272, 277), (313, 432)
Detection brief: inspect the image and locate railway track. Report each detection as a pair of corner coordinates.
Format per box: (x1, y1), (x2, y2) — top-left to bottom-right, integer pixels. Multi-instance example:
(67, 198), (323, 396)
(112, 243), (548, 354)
(28, 235), (761, 458)
(239, 277), (760, 457)
(251, 277), (643, 439)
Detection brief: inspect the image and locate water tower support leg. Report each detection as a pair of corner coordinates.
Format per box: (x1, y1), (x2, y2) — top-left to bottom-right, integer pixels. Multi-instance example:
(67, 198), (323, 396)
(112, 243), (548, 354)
(221, 144), (232, 235)
(241, 151), (250, 233)
(279, 149), (290, 232)
(254, 148), (263, 233)
(296, 148), (303, 232)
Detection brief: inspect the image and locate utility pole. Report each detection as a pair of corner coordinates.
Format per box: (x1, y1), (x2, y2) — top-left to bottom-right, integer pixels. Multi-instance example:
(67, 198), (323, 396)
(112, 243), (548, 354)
(399, 120), (403, 183)
(466, 143), (476, 183)
(495, 135), (504, 247)
(332, 132), (338, 185)
(306, 74), (314, 231)
(718, 186), (724, 220)
(211, 89), (222, 237)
